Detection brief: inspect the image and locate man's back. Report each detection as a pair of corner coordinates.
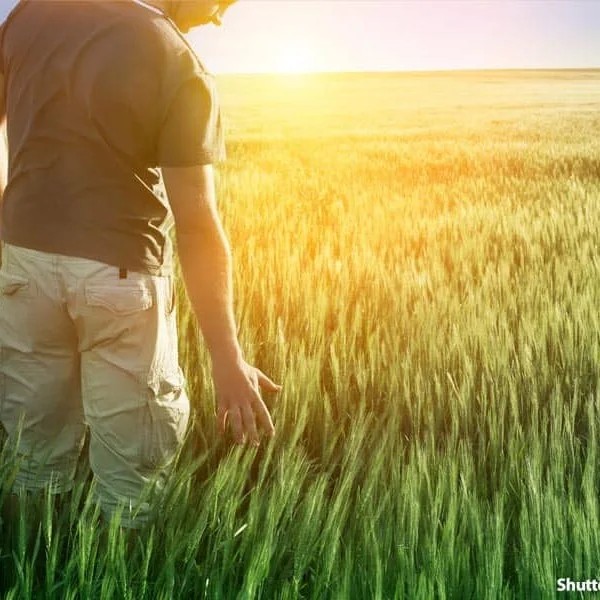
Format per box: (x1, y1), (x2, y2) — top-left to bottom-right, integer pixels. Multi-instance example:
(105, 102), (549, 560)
(0, 0), (223, 274)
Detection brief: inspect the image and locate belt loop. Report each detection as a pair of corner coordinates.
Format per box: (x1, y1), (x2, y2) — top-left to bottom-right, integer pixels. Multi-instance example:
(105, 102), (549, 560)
(119, 268), (127, 279)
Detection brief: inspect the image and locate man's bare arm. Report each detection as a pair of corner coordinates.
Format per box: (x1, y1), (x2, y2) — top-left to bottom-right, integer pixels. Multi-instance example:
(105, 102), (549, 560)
(162, 163), (280, 446)
(164, 164), (241, 364)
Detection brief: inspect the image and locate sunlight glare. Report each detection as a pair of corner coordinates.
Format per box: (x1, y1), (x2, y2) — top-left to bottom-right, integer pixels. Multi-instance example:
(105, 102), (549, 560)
(276, 42), (317, 74)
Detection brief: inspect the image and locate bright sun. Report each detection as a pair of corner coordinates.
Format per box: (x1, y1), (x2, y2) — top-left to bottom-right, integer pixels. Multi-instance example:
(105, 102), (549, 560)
(276, 43), (317, 74)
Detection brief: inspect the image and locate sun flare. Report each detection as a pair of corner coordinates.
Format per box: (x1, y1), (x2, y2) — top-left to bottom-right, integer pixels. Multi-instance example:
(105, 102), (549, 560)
(275, 42), (317, 74)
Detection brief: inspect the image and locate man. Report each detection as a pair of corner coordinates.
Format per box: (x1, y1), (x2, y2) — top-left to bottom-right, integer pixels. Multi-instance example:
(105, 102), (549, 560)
(0, 0), (280, 529)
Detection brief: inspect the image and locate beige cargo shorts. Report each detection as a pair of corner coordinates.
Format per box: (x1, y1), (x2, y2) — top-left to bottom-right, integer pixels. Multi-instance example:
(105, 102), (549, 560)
(0, 242), (190, 528)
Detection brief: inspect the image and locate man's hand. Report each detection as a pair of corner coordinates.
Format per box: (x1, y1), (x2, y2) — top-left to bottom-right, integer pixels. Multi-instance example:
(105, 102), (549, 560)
(212, 359), (281, 446)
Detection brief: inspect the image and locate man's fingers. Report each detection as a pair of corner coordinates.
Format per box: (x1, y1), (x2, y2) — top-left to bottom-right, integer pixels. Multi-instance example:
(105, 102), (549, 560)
(215, 364), (279, 445)
(228, 408), (244, 444)
(240, 404), (260, 446)
(216, 404), (228, 436)
(251, 392), (275, 437)
(256, 369), (282, 393)
(217, 405), (245, 443)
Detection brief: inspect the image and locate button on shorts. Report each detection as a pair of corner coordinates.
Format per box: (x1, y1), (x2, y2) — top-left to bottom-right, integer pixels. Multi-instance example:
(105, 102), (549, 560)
(0, 242), (190, 528)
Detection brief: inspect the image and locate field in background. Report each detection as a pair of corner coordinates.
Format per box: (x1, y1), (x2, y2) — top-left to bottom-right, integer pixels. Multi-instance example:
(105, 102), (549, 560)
(2, 70), (600, 598)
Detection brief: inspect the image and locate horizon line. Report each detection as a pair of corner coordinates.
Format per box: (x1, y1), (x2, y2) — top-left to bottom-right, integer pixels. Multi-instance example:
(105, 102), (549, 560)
(214, 66), (600, 77)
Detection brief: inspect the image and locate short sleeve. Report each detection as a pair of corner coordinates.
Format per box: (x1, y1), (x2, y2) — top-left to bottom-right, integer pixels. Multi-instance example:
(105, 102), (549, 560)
(157, 60), (226, 167)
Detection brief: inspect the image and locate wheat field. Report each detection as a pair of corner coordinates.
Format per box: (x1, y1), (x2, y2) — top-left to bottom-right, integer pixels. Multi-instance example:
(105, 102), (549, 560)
(2, 70), (600, 598)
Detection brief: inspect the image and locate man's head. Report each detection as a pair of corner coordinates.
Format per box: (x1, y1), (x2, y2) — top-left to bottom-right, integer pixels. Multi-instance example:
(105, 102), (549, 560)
(166, 0), (237, 33)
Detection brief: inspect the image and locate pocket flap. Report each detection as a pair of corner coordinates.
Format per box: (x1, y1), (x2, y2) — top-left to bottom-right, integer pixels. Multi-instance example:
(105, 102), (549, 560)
(0, 272), (30, 296)
(85, 282), (153, 315)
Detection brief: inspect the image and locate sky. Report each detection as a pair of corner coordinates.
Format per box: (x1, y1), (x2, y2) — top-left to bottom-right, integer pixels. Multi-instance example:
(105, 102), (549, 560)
(1, 0), (599, 74)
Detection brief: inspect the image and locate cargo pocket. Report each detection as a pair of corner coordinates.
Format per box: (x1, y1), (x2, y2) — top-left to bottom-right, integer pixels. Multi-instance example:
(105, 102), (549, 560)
(141, 368), (189, 470)
(0, 273), (34, 354)
(84, 281), (153, 316)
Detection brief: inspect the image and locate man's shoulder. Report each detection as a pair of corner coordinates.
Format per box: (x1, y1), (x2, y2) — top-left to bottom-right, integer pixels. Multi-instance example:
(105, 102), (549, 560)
(0, 0), (27, 44)
(126, 2), (206, 74)
(2, 0), (202, 71)
(1, 0), (26, 28)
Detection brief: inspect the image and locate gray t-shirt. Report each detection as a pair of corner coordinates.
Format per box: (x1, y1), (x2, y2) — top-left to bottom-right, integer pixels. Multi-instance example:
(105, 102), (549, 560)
(0, 0), (225, 275)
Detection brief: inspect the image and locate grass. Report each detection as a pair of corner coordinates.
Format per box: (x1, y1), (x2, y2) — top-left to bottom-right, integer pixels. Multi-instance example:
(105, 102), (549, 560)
(2, 69), (600, 598)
